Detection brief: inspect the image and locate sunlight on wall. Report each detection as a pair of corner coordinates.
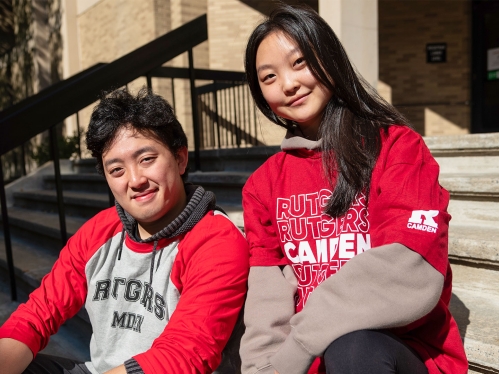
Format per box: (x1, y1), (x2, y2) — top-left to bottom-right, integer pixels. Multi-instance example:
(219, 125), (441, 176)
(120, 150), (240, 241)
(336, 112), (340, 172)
(424, 108), (468, 136)
(257, 114), (286, 146)
(377, 80), (392, 104)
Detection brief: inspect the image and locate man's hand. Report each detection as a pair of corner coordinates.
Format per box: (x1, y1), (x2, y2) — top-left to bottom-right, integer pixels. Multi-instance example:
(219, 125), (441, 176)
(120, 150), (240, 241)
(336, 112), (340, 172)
(0, 338), (33, 374)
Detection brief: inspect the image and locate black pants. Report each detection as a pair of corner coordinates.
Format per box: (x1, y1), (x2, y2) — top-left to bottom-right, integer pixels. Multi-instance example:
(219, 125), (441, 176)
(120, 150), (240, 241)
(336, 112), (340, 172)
(324, 330), (428, 374)
(23, 354), (91, 374)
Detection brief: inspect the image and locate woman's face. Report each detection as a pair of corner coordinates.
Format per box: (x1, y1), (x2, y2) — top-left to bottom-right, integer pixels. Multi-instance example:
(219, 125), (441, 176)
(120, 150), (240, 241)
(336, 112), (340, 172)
(255, 31), (332, 140)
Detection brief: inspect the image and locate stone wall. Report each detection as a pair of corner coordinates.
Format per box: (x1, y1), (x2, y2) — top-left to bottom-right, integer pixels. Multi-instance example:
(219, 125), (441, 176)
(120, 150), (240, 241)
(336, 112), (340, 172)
(379, 0), (471, 135)
(75, 0), (209, 150)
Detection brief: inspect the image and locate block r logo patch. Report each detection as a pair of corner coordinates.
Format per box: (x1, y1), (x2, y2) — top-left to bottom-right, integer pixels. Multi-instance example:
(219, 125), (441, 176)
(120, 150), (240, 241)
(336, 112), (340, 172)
(407, 210), (439, 233)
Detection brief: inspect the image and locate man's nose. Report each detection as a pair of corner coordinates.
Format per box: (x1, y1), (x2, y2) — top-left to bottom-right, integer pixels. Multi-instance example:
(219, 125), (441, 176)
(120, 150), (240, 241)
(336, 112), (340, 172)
(129, 168), (147, 188)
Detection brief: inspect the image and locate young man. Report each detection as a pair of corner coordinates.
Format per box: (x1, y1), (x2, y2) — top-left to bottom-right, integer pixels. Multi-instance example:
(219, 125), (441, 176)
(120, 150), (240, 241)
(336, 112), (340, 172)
(0, 88), (249, 374)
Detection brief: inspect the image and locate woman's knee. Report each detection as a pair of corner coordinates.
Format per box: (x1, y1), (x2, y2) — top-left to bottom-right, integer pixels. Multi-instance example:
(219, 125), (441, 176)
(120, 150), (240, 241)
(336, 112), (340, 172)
(323, 330), (427, 374)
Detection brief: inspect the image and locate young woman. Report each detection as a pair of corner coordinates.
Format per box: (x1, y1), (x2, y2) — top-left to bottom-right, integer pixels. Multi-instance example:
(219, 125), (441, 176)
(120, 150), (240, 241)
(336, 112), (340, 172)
(239, 5), (467, 374)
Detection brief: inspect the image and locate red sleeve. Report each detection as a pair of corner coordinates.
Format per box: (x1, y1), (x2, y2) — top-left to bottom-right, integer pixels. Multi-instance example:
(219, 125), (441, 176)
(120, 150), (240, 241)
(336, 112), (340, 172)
(243, 167), (288, 267)
(368, 127), (450, 275)
(0, 213), (108, 356)
(132, 212), (249, 374)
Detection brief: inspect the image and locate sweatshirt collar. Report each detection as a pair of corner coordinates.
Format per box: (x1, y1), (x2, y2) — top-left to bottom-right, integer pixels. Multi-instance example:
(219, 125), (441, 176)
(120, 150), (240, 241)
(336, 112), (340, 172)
(114, 184), (217, 286)
(281, 130), (322, 151)
(115, 184), (216, 243)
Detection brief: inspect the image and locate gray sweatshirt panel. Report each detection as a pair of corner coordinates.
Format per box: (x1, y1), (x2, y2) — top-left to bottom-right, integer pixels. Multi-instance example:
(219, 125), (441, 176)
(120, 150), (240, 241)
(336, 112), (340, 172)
(84, 235), (180, 374)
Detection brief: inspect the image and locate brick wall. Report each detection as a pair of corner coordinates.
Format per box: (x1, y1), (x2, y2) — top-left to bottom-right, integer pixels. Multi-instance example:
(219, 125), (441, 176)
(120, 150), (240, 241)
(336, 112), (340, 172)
(78, 0), (155, 70)
(207, 0), (321, 145)
(76, 0), (155, 151)
(167, 0), (208, 148)
(74, 0), (315, 148)
(379, 0), (471, 135)
(76, 0), (208, 151)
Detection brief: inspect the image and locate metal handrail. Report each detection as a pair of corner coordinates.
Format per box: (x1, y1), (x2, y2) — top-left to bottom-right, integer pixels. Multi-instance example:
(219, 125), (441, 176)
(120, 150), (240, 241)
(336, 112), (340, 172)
(0, 15), (208, 155)
(0, 15), (208, 300)
(0, 13), (256, 301)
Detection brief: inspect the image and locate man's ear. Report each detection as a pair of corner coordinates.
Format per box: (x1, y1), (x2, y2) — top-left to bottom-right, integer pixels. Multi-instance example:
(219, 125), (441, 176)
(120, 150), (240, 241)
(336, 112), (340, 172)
(176, 147), (189, 175)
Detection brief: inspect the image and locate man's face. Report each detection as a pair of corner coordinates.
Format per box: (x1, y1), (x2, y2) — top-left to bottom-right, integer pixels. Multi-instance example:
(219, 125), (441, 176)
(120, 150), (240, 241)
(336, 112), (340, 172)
(102, 127), (188, 238)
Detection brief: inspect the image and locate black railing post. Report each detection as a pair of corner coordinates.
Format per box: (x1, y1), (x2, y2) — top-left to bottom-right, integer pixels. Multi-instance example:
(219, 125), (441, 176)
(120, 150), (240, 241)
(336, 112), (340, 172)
(0, 160), (17, 301)
(20, 144), (27, 176)
(146, 74), (152, 90)
(188, 49), (201, 170)
(76, 112), (82, 159)
(213, 83), (221, 148)
(234, 82), (241, 147)
(49, 127), (68, 246)
(171, 78), (176, 113)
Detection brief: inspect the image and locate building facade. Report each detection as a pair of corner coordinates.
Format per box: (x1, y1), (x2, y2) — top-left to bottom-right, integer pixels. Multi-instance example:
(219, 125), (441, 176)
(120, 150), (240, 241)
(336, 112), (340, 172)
(55, 0), (499, 150)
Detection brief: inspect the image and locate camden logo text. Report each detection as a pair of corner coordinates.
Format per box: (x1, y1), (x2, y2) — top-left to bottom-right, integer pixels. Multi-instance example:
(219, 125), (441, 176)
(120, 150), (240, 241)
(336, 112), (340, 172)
(407, 210), (439, 233)
(276, 190), (370, 308)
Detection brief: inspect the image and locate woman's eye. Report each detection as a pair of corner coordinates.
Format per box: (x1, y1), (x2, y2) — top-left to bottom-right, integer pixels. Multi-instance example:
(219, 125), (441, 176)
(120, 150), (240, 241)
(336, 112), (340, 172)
(294, 57), (306, 66)
(262, 73), (275, 82)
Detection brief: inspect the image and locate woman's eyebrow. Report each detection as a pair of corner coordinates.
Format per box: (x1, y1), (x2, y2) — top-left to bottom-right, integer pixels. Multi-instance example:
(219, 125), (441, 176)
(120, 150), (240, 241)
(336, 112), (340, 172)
(256, 47), (301, 73)
(257, 64), (273, 73)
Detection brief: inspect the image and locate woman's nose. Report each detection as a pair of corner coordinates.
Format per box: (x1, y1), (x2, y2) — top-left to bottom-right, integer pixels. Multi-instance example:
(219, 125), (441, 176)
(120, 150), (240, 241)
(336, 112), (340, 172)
(282, 73), (300, 94)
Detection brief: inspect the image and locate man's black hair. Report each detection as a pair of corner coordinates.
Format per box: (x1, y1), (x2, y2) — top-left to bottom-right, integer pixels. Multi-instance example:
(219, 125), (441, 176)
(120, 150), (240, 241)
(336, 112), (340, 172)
(86, 87), (189, 180)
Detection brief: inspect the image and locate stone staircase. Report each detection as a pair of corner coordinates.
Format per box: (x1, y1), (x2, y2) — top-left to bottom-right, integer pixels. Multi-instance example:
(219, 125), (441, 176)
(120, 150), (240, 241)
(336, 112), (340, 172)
(425, 133), (499, 374)
(0, 134), (498, 372)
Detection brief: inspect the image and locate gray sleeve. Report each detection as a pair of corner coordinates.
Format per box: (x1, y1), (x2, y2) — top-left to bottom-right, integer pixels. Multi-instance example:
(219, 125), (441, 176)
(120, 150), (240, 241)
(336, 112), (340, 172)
(240, 265), (298, 374)
(270, 243), (444, 374)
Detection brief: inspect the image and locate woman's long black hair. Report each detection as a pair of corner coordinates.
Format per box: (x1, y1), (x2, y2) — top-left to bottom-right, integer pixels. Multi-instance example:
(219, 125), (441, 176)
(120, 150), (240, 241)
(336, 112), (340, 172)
(245, 4), (410, 218)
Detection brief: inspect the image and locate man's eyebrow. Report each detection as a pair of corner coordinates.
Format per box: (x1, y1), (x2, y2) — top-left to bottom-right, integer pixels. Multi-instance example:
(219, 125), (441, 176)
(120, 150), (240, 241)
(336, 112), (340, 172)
(131, 146), (157, 159)
(103, 146), (157, 168)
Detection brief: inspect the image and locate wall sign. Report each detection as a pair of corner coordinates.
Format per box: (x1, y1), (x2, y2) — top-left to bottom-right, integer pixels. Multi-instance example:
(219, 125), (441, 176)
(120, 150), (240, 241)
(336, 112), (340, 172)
(426, 43), (447, 63)
(487, 47), (499, 81)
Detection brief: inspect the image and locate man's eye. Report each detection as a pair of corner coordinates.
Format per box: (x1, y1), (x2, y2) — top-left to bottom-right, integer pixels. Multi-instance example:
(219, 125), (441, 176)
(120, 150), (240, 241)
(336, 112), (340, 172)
(109, 167), (122, 175)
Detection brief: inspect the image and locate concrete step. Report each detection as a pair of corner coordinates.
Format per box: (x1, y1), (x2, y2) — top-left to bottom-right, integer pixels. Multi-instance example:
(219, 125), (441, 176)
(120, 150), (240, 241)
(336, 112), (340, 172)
(438, 173), (499, 227)
(449, 225), (499, 268)
(218, 204), (244, 229)
(450, 263), (499, 373)
(425, 132), (499, 175)
(440, 173), (499, 200)
(188, 146), (280, 173)
(187, 171), (251, 205)
(448, 198), (499, 229)
(73, 158), (98, 174)
(0, 233), (58, 291)
(13, 190), (111, 219)
(0, 236), (91, 361)
(43, 173), (109, 194)
(75, 146), (281, 176)
(0, 207), (86, 253)
(73, 146), (280, 175)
